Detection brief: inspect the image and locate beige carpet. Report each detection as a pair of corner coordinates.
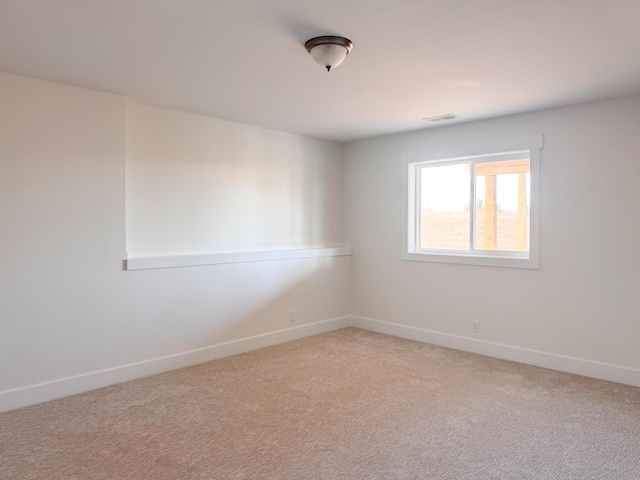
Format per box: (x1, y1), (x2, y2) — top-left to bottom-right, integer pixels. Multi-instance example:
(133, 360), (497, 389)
(1, 328), (639, 479)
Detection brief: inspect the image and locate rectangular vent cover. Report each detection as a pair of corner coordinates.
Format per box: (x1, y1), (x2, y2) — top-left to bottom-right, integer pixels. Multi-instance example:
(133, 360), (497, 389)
(424, 114), (459, 122)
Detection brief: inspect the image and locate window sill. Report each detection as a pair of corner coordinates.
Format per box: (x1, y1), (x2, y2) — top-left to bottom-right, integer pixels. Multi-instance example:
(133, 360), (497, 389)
(125, 244), (353, 271)
(402, 251), (538, 269)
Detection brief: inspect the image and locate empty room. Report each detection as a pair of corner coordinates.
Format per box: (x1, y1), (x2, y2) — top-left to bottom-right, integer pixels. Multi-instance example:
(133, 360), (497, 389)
(1, 0), (639, 478)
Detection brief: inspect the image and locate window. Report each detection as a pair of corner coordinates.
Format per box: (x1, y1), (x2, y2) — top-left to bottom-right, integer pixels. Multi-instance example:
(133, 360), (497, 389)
(402, 135), (542, 268)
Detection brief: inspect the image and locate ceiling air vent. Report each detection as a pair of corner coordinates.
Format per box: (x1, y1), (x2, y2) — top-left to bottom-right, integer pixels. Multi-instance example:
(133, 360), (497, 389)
(423, 114), (459, 122)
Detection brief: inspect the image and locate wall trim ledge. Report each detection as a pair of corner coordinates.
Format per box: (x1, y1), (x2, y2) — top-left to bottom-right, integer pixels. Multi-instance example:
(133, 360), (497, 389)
(125, 244), (352, 270)
(351, 315), (640, 388)
(0, 316), (351, 413)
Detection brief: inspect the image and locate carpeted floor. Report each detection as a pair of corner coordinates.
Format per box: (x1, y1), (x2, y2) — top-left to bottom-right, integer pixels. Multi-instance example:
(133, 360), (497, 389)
(1, 328), (639, 479)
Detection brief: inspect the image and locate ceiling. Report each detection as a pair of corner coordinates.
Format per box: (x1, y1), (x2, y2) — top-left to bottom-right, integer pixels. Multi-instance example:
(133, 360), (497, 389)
(1, 0), (639, 142)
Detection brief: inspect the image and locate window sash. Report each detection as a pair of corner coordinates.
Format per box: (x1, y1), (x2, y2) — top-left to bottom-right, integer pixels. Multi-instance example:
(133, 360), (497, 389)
(413, 151), (530, 258)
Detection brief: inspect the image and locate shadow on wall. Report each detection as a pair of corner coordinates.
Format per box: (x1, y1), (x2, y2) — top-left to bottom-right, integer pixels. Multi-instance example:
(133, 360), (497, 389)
(122, 255), (351, 360)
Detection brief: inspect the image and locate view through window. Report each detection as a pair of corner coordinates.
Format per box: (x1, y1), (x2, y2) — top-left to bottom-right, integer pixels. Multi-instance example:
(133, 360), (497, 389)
(419, 157), (530, 253)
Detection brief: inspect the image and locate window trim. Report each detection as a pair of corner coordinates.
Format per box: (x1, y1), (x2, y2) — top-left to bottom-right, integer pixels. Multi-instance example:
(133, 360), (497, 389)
(401, 134), (542, 269)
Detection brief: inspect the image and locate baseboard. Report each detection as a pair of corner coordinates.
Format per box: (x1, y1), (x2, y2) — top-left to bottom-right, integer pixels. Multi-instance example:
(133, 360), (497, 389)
(0, 316), (351, 413)
(351, 315), (640, 388)
(4, 314), (637, 413)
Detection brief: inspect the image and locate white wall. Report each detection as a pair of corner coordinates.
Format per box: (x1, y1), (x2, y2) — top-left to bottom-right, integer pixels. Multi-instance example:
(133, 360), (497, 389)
(344, 96), (640, 373)
(2, 68), (639, 412)
(0, 72), (351, 411)
(126, 102), (344, 254)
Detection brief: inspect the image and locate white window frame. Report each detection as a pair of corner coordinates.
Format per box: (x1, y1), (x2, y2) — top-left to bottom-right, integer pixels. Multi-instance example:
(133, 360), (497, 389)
(402, 134), (542, 269)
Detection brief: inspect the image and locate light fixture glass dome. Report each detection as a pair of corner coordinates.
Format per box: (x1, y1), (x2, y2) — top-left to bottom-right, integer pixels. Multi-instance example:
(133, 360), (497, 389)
(305, 36), (353, 72)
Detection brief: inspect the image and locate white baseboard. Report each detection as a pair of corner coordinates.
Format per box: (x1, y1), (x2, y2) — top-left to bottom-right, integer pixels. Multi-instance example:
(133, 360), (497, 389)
(351, 315), (640, 388)
(0, 316), (351, 413)
(4, 314), (638, 413)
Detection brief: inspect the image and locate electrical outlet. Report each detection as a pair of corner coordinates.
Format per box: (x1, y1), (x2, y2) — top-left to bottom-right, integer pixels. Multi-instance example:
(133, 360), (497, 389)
(472, 320), (479, 333)
(290, 309), (297, 323)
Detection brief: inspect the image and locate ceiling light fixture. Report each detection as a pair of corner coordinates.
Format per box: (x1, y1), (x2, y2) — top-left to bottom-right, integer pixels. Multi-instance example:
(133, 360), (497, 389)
(305, 36), (353, 72)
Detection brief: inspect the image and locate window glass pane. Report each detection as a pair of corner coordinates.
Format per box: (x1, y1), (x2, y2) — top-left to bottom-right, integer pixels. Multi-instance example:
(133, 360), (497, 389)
(420, 163), (470, 250)
(475, 159), (530, 251)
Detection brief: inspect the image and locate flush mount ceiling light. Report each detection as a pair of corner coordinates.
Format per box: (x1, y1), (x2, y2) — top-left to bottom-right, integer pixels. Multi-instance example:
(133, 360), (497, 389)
(305, 36), (353, 72)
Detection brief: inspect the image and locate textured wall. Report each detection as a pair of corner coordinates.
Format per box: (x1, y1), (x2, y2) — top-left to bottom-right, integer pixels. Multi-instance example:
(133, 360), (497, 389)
(0, 72), (351, 398)
(126, 102), (344, 254)
(344, 95), (640, 370)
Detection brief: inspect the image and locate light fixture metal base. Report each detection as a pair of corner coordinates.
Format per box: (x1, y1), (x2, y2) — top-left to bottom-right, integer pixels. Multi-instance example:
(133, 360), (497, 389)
(304, 36), (353, 54)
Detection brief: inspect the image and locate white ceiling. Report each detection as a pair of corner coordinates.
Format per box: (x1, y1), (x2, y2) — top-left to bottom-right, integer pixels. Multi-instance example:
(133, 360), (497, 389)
(1, 0), (639, 142)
